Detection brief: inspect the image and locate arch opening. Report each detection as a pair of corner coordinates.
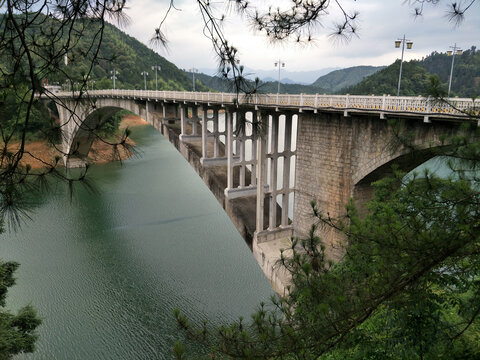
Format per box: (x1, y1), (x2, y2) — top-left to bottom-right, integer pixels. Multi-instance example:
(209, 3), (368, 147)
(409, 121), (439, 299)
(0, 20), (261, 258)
(353, 146), (452, 217)
(67, 105), (141, 164)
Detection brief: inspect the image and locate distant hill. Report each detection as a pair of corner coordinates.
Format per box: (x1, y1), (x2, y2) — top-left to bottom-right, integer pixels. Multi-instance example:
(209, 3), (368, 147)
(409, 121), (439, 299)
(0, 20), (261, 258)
(311, 66), (385, 93)
(192, 72), (326, 94)
(199, 67), (341, 85)
(346, 47), (480, 98)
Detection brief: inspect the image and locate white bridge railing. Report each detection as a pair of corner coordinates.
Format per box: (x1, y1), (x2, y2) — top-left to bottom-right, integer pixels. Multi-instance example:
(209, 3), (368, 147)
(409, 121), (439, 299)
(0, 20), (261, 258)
(57, 90), (480, 118)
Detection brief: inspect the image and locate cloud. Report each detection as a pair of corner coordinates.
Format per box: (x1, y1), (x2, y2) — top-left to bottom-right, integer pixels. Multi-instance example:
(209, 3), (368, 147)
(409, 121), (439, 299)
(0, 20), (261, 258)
(121, 1), (480, 71)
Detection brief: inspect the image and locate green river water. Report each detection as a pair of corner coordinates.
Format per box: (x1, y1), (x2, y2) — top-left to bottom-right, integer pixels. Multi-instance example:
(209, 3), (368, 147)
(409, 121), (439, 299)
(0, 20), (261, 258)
(2, 125), (273, 359)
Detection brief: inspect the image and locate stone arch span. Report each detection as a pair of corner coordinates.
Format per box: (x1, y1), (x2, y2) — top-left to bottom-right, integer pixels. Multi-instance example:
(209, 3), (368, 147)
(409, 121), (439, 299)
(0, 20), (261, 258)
(56, 96), (164, 167)
(293, 111), (472, 250)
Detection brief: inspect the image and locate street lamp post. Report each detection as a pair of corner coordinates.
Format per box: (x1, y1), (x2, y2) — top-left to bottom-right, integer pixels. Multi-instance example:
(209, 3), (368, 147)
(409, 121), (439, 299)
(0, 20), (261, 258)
(394, 35), (413, 96)
(152, 65), (161, 91)
(274, 60), (285, 94)
(189, 67), (198, 91)
(141, 71), (149, 90)
(447, 43), (462, 98)
(83, 75), (90, 91)
(110, 69), (119, 89)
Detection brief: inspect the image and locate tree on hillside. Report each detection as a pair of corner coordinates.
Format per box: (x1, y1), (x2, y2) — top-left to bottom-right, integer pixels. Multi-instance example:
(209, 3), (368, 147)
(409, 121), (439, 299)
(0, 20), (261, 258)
(156, 1), (480, 358)
(174, 113), (480, 359)
(0, 1), (132, 357)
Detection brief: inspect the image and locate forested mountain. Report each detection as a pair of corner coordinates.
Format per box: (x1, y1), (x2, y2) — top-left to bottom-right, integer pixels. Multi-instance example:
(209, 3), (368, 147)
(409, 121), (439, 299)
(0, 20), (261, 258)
(347, 61), (432, 96)
(46, 20), (209, 92)
(421, 46), (479, 97)
(346, 47), (480, 97)
(311, 66), (385, 92)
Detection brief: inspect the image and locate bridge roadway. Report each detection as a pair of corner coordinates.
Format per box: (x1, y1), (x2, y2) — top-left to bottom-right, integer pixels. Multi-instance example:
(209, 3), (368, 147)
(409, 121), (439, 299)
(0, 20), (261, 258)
(52, 89), (479, 293)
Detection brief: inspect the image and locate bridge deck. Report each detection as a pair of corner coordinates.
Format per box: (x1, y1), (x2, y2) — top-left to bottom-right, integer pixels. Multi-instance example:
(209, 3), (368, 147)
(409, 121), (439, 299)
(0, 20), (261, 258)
(54, 90), (480, 122)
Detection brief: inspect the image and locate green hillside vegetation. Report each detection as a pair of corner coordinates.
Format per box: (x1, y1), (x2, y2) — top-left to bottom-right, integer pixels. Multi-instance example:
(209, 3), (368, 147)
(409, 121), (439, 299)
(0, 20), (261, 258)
(347, 60), (432, 96)
(256, 80), (325, 94)
(421, 46), (480, 97)
(312, 65), (385, 92)
(47, 20), (209, 92)
(346, 47), (480, 97)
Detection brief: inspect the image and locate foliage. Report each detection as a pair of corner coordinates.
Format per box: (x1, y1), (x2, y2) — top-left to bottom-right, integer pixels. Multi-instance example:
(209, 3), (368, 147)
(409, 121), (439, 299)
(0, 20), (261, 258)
(174, 115), (480, 358)
(0, 2), (134, 230)
(0, 2), (130, 357)
(52, 21), (209, 92)
(0, 259), (41, 359)
(97, 110), (131, 139)
(421, 47), (480, 98)
(346, 49), (480, 98)
(347, 60), (434, 96)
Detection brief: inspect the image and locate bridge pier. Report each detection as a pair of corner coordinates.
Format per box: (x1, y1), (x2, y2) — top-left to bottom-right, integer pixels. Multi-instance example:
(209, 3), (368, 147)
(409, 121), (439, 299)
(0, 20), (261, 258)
(200, 107), (229, 166)
(254, 111), (295, 243)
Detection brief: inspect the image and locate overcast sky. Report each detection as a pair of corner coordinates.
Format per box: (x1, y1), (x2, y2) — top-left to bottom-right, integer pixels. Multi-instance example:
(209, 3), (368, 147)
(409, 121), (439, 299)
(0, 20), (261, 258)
(120, 0), (480, 73)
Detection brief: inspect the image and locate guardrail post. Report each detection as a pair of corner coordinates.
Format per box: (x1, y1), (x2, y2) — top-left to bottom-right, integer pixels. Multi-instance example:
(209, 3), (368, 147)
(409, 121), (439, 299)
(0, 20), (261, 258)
(344, 94), (349, 117)
(380, 94), (386, 119)
(424, 96), (431, 123)
(255, 111), (267, 234)
(314, 93), (318, 108)
(300, 93), (304, 107)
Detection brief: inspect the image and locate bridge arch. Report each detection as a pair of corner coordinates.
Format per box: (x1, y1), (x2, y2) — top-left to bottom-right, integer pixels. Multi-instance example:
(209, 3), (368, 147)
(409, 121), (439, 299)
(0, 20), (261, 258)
(352, 146), (452, 216)
(56, 97), (163, 167)
(67, 105), (133, 163)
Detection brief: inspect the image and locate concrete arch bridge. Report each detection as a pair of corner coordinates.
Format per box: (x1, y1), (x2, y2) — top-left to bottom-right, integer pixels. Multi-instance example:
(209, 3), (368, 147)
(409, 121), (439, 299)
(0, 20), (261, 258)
(52, 90), (479, 293)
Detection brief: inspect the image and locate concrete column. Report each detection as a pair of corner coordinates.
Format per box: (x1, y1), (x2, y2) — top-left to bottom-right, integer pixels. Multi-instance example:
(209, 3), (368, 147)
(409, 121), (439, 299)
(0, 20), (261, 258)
(180, 105), (186, 137)
(226, 109), (234, 190)
(239, 111), (245, 187)
(256, 111), (267, 233)
(192, 106), (198, 136)
(213, 108), (219, 158)
(281, 114), (292, 227)
(251, 111), (257, 186)
(269, 113), (279, 230)
(145, 101), (149, 125)
(201, 106), (208, 159)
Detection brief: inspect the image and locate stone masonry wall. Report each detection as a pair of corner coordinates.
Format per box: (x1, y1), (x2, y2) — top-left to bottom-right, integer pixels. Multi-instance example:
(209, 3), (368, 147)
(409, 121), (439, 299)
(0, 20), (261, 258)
(293, 112), (463, 256)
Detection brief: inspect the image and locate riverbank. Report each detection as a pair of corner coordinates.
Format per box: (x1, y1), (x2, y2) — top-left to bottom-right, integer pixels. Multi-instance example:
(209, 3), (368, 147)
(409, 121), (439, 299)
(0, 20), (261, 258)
(11, 115), (147, 169)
